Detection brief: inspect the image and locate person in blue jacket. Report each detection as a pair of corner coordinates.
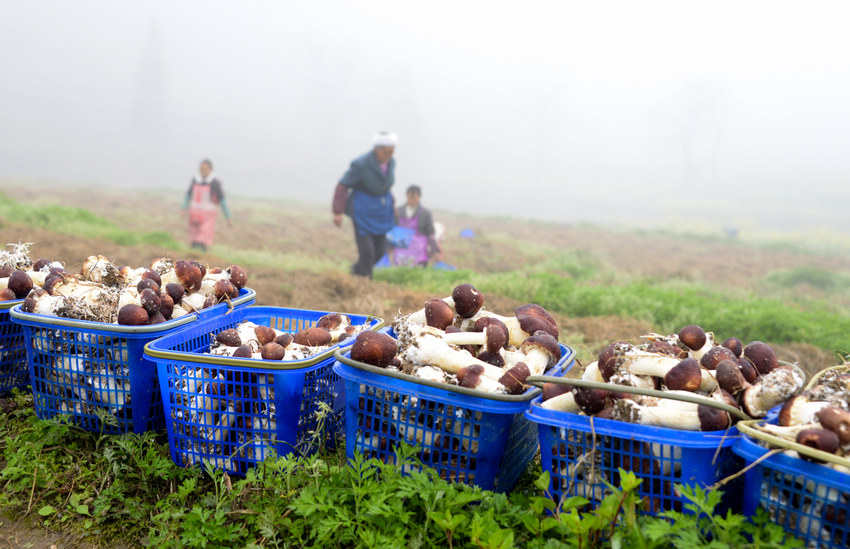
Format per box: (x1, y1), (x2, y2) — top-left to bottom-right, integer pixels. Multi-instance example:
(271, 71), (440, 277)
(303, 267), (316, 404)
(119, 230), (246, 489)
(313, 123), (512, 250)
(332, 132), (397, 278)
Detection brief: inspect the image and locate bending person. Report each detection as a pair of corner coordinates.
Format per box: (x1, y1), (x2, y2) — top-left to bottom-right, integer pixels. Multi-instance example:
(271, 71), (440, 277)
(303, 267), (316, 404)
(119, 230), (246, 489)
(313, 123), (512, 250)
(393, 185), (443, 266)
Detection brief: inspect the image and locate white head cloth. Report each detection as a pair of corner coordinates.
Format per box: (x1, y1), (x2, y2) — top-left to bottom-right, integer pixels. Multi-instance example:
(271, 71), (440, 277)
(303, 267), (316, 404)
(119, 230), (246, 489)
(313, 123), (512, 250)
(373, 131), (398, 147)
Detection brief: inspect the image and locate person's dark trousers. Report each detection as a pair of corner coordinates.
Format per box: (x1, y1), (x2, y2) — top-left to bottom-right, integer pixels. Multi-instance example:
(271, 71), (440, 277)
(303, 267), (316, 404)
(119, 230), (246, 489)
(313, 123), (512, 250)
(351, 225), (387, 279)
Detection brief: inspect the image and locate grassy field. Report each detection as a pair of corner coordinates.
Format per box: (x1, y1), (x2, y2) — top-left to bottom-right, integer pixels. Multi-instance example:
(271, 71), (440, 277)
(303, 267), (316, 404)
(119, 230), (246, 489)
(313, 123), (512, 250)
(1, 181), (847, 546)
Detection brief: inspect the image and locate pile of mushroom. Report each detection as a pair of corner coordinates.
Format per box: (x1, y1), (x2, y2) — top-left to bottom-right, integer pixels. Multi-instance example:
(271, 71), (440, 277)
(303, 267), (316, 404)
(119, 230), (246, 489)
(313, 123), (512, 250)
(349, 283), (562, 396)
(540, 324), (805, 431)
(208, 313), (365, 362)
(0, 242), (65, 302)
(21, 255), (248, 325)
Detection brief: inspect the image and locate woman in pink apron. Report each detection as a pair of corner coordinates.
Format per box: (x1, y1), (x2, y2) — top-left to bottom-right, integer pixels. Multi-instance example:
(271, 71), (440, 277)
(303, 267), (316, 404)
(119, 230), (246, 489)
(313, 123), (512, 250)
(393, 185), (442, 266)
(181, 159), (232, 251)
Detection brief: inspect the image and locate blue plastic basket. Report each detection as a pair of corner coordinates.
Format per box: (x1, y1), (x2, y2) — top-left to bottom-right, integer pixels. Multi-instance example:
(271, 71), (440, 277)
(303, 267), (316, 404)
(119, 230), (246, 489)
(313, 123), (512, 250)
(734, 432), (850, 548)
(0, 300), (28, 394)
(144, 306), (383, 474)
(333, 341), (576, 492)
(9, 288), (255, 434)
(525, 399), (742, 514)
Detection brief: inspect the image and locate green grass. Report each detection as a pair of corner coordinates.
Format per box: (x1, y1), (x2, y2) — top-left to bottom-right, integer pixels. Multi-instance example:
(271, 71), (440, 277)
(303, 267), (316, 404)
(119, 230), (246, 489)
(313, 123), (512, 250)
(0, 193), (181, 249)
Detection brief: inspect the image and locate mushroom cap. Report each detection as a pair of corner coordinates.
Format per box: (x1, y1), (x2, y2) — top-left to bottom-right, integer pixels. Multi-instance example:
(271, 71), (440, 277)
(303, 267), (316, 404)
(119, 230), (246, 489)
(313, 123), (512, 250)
(816, 407), (850, 445)
(190, 260), (207, 278)
(715, 388), (739, 409)
(737, 356), (758, 383)
(715, 359), (748, 395)
(444, 325), (461, 334)
(317, 313), (349, 331)
(664, 357), (702, 392)
(233, 344), (253, 358)
(678, 325), (707, 351)
(698, 405), (731, 431)
(22, 288), (46, 312)
(473, 316), (509, 337)
(721, 337), (743, 358)
(254, 326), (277, 346)
(778, 394), (811, 427)
(140, 288), (162, 316)
(0, 265), (12, 278)
(214, 279), (238, 301)
(228, 265), (248, 289)
(137, 278), (161, 294)
(261, 342), (286, 360)
(174, 260), (203, 292)
(351, 331), (398, 368)
(515, 304), (559, 340)
(294, 327), (332, 346)
(141, 269), (162, 288)
(598, 341), (630, 381)
(8, 270), (33, 299)
(743, 341), (778, 376)
(423, 299), (455, 330)
(165, 283), (186, 304)
(32, 258), (52, 271)
(520, 333), (561, 366)
(452, 283), (484, 318)
(498, 362), (531, 394)
(274, 333), (294, 348)
(542, 382), (571, 401)
(457, 364), (486, 389)
(482, 323), (509, 354)
(700, 346), (738, 370)
(477, 349), (505, 368)
(148, 311), (167, 325)
(796, 428), (840, 462)
(0, 288), (17, 301)
(574, 386), (610, 415)
(216, 328), (242, 347)
(159, 293), (175, 319)
(646, 340), (688, 359)
(117, 304), (149, 326)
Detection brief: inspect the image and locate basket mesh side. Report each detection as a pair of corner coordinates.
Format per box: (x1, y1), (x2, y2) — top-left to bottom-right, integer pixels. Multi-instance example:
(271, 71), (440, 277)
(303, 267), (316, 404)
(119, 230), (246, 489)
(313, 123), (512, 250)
(0, 309), (28, 393)
(494, 413), (539, 492)
(751, 465), (850, 548)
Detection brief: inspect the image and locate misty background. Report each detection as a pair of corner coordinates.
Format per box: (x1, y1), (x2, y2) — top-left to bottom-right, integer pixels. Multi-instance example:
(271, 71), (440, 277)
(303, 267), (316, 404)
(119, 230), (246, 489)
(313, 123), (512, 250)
(1, 1), (848, 234)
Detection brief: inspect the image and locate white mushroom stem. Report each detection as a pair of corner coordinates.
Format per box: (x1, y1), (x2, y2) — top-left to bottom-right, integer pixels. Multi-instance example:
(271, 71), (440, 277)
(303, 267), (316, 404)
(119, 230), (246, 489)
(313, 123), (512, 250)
(758, 423), (821, 441)
(404, 332), (504, 381)
(27, 270), (49, 287)
(503, 349), (526, 368)
(624, 352), (718, 392)
(117, 288), (142, 310)
(441, 330), (487, 347)
(407, 297), (455, 325)
(414, 366), (446, 383)
(460, 373), (506, 393)
(181, 292), (207, 311)
(582, 361), (604, 382)
(609, 371), (656, 390)
(688, 332), (715, 363)
(613, 399), (703, 430)
(524, 346), (554, 376)
(468, 310), (531, 347)
(541, 391), (579, 413)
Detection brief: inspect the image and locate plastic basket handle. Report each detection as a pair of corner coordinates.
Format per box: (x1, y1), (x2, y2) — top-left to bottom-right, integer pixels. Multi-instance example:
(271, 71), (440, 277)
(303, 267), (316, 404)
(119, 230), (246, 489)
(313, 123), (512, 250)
(737, 419), (850, 469)
(525, 375), (752, 421)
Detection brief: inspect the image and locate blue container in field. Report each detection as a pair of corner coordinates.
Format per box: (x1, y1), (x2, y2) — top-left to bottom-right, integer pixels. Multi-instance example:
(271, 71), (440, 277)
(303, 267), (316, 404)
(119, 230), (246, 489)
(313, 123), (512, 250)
(0, 299), (28, 394)
(334, 338), (575, 493)
(145, 306), (383, 474)
(9, 288), (255, 434)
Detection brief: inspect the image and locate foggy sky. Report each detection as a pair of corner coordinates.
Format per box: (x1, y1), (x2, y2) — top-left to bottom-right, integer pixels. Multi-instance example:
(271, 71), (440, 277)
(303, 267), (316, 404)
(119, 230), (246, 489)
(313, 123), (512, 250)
(2, 1), (849, 233)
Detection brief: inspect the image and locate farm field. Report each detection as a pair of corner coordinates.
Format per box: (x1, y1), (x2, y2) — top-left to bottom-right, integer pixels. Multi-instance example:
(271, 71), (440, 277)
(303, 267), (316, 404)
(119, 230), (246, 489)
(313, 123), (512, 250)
(1, 180), (848, 547)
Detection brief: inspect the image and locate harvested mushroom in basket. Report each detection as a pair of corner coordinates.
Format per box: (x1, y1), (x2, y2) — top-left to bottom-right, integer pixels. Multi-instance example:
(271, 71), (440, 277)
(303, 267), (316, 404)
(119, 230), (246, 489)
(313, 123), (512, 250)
(0, 242), (65, 302)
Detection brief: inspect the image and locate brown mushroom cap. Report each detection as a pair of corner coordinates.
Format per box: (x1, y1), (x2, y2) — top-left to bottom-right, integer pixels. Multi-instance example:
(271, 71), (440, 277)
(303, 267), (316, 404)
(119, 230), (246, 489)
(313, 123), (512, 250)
(698, 405), (731, 431)
(0, 288), (17, 301)
(498, 362), (531, 394)
(232, 344), (253, 358)
(317, 313), (346, 331)
(715, 359), (749, 395)
(137, 278), (161, 294)
(816, 407), (850, 446)
(700, 346), (738, 370)
(778, 394), (812, 427)
(261, 342), (286, 360)
(424, 299), (455, 330)
(721, 337), (743, 358)
(141, 269), (162, 288)
(573, 386), (610, 415)
(743, 342), (778, 376)
(228, 265), (248, 289)
(646, 340), (688, 359)
(542, 382), (571, 401)
(477, 349), (505, 368)
(254, 326), (277, 346)
(8, 270), (33, 299)
(22, 288), (46, 312)
(452, 283), (484, 318)
(351, 331), (398, 368)
(520, 333), (562, 367)
(32, 258), (52, 271)
(0, 265), (12, 278)
(664, 358), (702, 392)
(174, 260), (203, 292)
(117, 304), (149, 326)
(294, 327), (333, 346)
(598, 341), (629, 381)
(274, 333), (294, 348)
(140, 288), (162, 316)
(214, 279), (238, 301)
(678, 325), (707, 351)
(159, 293), (175, 319)
(457, 364), (485, 389)
(165, 282), (186, 304)
(736, 356), (758, 383)
(444, 325), (461, 334)
(796, 428), (840, 462)
(148, 311), (167, 325)
(515, 304), (559, 340)
(481, 323), (509, 354)
(216, 328), (242, 347)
